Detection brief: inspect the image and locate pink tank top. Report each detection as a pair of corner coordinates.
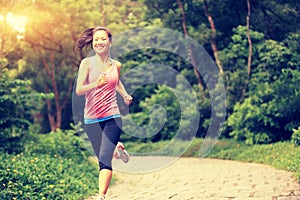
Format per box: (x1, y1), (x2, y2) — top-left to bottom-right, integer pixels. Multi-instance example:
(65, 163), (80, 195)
(84, 57), (120, 119)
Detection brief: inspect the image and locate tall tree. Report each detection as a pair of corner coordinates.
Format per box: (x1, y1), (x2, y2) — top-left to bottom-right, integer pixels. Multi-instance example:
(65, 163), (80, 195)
(20, 0), (146, 132)
(202, 0), (223, 76)
(21, 0), (102, 131)
(176, 0), (204, 96)
(241, 0), (253, 102)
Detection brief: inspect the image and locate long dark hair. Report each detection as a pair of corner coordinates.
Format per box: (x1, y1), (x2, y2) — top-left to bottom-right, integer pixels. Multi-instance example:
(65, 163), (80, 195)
(74, 27), (112, 59)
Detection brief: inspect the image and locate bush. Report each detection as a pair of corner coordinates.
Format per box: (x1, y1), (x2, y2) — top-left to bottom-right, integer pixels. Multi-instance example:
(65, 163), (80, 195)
(0, 69), (52, 153)
(0, 129), (103, 199)
(25, 129), (89, 161)
(228, 69), (300, 144)
(0, 152), (98, 200)
(292, 127), (300, 146)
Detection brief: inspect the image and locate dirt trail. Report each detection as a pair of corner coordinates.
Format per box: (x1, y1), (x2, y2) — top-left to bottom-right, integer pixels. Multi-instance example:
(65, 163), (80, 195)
(87, 157), (300, 200)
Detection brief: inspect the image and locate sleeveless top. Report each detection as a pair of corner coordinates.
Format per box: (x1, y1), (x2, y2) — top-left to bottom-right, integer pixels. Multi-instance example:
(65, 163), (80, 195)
(84, 57), (120, 123)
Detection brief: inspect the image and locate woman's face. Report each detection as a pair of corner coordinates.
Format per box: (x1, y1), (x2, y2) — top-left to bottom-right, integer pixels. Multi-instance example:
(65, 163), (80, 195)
(92, 30), (111, 55)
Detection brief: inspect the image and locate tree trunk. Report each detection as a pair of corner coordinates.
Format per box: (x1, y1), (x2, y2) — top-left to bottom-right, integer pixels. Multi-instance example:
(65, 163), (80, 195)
(100, 0), (106, 26)
(176, 0), (205, 98)
(25, 38), (76, 133)
(241, 0), (253, 102)
(46, 101), (56, 132)
(203, 0), (224, 76)
(42, 53), (62, 131)
(44, 86), (56, 132)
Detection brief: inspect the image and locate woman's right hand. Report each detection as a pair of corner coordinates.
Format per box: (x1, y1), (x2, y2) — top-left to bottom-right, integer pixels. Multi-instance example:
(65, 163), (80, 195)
(97, 74), (107, 86)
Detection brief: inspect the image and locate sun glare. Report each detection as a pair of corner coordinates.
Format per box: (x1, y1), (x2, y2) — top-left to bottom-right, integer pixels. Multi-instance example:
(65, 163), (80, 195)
(6, 12), (28, 33)
(0, 12), (28, 40)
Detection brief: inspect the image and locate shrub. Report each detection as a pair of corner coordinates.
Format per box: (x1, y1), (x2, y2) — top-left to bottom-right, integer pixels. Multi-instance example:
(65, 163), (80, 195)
(291, 127), (300, 146)
(0, 69), (52, 153)
(0, 152), (98, 200)
(0, 129), (101, 199)
(228, 69), (300, 144)
(25, 129), (89, 161)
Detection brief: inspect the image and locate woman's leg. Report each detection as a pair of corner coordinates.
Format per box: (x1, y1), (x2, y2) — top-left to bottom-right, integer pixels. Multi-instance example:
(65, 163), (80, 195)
(98, 118), (122, 197)
(85, 122), (109, 198)
(85, 123), (102, 161)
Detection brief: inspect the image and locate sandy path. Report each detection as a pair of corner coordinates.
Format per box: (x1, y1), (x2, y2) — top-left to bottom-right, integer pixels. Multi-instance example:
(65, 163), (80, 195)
(88, 157), (300, 200)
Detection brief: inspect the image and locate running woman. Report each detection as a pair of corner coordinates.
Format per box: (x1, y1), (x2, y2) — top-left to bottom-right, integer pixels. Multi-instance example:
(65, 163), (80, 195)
(75, 27), (132, 200)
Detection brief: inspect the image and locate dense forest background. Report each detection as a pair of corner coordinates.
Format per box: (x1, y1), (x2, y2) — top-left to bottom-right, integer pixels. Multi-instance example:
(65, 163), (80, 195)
(1, 0), (300, 153)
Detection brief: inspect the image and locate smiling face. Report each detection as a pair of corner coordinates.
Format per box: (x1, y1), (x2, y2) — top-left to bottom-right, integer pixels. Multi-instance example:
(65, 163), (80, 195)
(92, 30), (111, 55)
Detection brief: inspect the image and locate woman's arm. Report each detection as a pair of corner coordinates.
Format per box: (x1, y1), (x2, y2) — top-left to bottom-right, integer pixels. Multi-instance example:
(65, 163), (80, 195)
(116, 80), (133, 105)
(115, 61), (133, 105)
(76, 58), (99, 96)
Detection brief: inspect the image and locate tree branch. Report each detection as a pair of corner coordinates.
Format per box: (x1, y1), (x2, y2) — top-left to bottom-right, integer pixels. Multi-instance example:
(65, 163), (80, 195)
(148, 1), (164, 17)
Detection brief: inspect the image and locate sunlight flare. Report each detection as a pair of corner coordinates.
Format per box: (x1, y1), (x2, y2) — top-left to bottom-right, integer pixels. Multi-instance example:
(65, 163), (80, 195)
(6, 12), (28, 33)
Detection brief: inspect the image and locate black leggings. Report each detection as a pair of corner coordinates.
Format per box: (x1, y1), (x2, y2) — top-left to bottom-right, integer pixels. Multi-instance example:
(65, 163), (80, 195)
(85, 117), (122, 171)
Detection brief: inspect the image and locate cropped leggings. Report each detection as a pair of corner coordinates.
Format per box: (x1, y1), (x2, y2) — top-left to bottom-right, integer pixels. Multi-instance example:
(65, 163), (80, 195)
(85, 117), (122, 171)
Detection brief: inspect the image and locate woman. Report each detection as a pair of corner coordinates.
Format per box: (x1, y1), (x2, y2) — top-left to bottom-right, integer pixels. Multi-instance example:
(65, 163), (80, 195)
(75, 27), (132, 200)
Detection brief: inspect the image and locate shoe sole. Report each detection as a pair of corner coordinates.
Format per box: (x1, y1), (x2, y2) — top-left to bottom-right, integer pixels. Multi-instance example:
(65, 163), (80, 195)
(116, 147), (130, 163)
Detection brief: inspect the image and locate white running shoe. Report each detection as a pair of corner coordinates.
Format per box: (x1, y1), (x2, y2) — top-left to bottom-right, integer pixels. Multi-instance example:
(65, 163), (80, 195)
(115, 147), (130, 163)
(96, 194), (105, 200)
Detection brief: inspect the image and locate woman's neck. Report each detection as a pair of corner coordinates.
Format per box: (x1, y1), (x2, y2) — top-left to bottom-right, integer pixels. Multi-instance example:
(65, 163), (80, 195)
(95, 53), (110, 64)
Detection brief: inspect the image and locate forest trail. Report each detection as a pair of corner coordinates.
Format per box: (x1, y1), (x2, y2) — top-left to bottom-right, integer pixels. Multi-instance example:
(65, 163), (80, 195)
(87, 157), (300, 200)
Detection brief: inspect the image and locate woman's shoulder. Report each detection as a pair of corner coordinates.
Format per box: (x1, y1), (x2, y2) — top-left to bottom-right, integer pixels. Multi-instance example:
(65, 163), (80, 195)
(79, 57), (92, 68)
(81, 57), (92, 64)
(111, 59), (122, 69)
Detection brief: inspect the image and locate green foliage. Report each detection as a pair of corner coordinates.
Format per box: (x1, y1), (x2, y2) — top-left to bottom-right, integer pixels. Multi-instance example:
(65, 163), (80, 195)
(102, 0), (148, 30)
(0, 129), (99, 199)
(292, 127), (300, 146)
(225, 30), (300, 144)
(220, 26), (265, 70)
(228, 69), (300, 144)
(24, 129), (89, 161)
(219, 26), (265, 111)
(14, 0), (148, 132)
(2, 0), (300, 147)
(122, 84), (180, 142)
(0, 69), (53, 153)
(0, 152), (98, 200)
(284, 33), (300, 69)
(141, 84), (181, 141)
(122, 74), (201, 142)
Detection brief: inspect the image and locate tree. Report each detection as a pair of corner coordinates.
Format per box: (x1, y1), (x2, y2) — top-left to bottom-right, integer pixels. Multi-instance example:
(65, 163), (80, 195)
(202, 0), (223, 76)
(18, 0), (147, 132)
(0, 69), (52, 153)
(19, 0), (105, 132)
(219, 26), (265, 112)
(227, 33), (300, 144)
(176, 0), (205, 98)
(240, 0), (253, 102)
(122, 74), (200, 142)
(228, 69), (300, 144)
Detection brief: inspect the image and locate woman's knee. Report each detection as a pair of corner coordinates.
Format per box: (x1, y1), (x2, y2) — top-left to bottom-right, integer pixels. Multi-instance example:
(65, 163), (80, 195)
(99, 161), (112, 171)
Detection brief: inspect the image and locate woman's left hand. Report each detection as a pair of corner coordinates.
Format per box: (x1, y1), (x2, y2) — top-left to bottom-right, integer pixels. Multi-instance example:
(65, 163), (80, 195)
(123, 95), (133, 105)
(116, 142), (125, 150)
